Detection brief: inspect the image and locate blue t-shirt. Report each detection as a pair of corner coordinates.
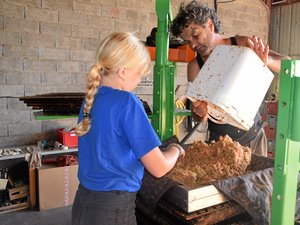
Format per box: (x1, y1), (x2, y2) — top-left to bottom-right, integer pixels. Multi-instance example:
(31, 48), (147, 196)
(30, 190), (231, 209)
(77, 86), (161, 192)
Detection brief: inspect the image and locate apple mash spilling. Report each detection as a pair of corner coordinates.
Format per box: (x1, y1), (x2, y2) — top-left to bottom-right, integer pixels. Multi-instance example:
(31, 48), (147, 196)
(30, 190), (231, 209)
(167, 135), (252, 188)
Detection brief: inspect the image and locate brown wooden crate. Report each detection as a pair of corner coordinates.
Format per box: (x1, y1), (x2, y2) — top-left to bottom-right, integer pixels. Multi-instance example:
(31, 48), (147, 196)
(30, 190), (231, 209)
(8, 185), (29, 201)
(0, 202), (29, 214)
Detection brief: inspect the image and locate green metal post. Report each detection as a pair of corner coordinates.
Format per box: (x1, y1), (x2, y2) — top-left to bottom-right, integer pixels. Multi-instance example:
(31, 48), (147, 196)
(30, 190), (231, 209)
(271, 60), (300, 225)
(151, 0), (176, 140)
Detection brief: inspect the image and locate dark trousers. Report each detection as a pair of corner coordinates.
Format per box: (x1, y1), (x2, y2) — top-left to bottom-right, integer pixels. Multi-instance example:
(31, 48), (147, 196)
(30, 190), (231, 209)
(72, 184), (137, 225)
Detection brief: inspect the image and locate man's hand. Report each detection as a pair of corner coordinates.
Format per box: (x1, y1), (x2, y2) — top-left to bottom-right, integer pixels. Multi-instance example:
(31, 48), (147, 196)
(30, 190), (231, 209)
(246, 35), (269, 66)
(191, 100), (208, 121)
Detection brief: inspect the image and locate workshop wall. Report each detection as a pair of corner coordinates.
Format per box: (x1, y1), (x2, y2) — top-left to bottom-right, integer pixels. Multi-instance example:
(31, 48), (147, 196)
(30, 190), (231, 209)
(0, 0), (270, 147)
(268, 2), (300, 98)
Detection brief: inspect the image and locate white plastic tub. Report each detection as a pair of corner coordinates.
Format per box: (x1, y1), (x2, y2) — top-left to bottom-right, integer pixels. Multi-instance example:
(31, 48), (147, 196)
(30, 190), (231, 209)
(186, 45), (274, 130)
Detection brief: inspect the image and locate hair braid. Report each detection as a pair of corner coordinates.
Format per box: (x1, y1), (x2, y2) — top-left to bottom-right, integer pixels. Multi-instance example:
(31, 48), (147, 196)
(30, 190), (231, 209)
(76, 65), (101, 136)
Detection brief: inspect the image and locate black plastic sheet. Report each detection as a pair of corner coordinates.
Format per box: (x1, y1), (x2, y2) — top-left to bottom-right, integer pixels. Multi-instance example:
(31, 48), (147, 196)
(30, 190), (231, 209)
(213, 158), (273, 225)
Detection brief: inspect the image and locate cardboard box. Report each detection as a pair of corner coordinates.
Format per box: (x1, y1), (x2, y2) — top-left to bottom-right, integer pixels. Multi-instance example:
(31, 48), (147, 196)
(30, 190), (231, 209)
(37, 164), (79, 211)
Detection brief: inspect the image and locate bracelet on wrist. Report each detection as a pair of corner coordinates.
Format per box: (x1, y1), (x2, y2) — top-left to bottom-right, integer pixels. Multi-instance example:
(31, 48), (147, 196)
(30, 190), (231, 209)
(168, 143), (185, 158)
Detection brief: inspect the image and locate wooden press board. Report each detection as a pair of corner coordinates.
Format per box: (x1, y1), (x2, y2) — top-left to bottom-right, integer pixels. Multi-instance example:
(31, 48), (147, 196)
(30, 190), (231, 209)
(164, 184), (228, 213)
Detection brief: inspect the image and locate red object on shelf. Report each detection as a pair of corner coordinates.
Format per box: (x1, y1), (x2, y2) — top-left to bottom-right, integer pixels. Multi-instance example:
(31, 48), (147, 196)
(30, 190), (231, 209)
(57, 128), (78, 147)
(267, 101), (278, 115)
(147, 45), (195, 62)
(264, 126), (277, 140)
(261, 113), (267, 122)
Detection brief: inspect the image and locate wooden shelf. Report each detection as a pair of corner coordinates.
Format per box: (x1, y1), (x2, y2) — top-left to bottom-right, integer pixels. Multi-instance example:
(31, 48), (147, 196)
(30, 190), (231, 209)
(0, 148), (29, 161)
(147, 45), (195, 63)
(19, 93), (84, 119)
(0, 201), (29, 214)
(40, 147), (78, 156)
(20, 95), (150, 120)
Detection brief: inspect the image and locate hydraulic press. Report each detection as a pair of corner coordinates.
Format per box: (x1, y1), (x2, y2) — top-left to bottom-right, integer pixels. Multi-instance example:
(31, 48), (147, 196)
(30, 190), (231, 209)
(271, 60), (300, 225)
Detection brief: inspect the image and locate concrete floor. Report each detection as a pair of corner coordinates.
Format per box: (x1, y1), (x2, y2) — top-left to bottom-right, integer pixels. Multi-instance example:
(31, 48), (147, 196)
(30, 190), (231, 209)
(0, 206), (72, 225)
(0, 205), (257, 225)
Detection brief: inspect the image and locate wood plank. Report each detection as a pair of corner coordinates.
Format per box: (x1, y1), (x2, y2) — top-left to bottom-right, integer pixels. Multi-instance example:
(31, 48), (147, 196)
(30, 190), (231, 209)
(163, 184), (229, 213)
(0, 202), (29, 214)
(19, 93), (152, 116)
(279, 4), (292, 55)
(269, 7), (280, 52)
(158, 200), (245, 224)
(19, 93), (84, 115)
(290, 2), (300, 55)
(268, 6), (281, 97)
(28, 167), (36, 209)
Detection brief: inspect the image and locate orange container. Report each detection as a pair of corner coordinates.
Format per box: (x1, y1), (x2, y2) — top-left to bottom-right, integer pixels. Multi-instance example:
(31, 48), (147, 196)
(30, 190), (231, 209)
(56, 128), (78, 147)
(146, 45), (195, 62)
(177, 45), (195, 62)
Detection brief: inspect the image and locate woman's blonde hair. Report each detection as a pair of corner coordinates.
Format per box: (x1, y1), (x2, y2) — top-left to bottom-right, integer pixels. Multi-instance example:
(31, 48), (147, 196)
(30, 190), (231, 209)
(76, 32), (151, 136)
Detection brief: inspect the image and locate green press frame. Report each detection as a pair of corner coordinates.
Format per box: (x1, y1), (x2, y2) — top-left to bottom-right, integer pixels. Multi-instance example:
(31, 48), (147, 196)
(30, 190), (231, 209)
(150, 0), (180, 140)
(271, 60), (300, 225)
(152, 0), (300, 222)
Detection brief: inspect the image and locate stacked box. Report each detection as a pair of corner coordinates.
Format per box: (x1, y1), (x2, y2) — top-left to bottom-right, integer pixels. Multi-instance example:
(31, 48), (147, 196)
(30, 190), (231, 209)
(37, 164), (79, 211)
(260, 100), (278, 158)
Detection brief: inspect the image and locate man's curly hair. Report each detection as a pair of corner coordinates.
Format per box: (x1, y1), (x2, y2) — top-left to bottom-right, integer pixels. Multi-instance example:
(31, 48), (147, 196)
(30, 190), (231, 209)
(170, 1), (220, 37)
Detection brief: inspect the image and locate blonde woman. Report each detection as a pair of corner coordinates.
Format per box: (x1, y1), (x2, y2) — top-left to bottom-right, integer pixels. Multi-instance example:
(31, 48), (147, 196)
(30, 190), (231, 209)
(71, 32), (185, 225)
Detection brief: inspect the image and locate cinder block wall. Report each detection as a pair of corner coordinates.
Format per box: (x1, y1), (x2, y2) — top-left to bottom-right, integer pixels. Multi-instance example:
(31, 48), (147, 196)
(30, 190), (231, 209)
(0, 0), (269, 147)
